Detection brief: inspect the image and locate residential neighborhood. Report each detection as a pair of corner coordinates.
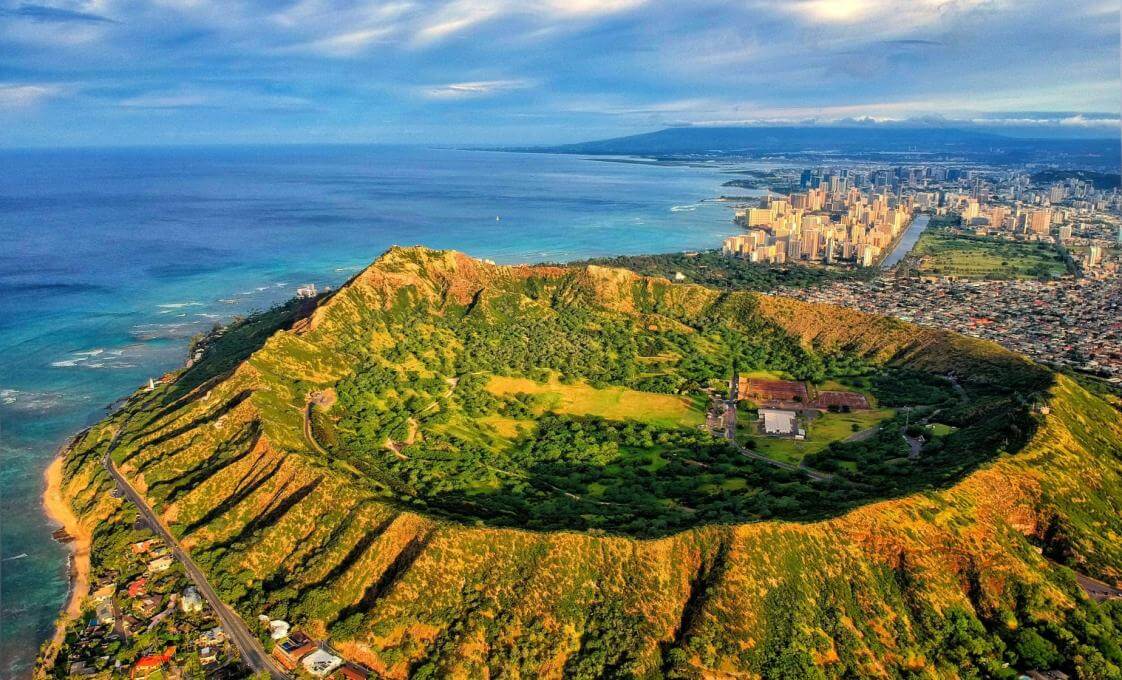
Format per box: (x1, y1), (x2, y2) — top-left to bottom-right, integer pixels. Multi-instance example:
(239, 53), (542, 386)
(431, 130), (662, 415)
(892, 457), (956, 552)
(51, 521), (248, 679)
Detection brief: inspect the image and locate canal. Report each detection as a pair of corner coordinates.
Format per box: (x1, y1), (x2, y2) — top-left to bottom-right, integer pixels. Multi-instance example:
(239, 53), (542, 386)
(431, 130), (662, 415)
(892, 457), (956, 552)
(880, 213), (931, 269)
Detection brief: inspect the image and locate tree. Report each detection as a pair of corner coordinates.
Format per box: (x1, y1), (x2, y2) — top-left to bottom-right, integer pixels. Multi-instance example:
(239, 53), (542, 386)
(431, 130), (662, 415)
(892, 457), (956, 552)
(1012, 629), (1062, 669)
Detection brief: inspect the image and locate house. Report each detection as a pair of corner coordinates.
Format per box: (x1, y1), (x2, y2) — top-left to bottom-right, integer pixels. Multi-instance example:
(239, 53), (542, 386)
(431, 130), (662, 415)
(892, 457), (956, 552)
(147, 556), (174, 572)
(131, 646), (175, 679)
(272, 632), (317, 671)
(197, 626), (226, 647)
(334, 663), (372, 680)
(198, 646), (219, 666)
(136, 596), (161, 618)
(180, 586), (204, 613)
(95, 601), (115, 626)
(130, 539), (159, 555)
(122, 615), (143, 633)
(127, 578), (148, 598)
(91, 584), (116, 602)
(760, 408), (799, 436)
(301, 648), (344, 677)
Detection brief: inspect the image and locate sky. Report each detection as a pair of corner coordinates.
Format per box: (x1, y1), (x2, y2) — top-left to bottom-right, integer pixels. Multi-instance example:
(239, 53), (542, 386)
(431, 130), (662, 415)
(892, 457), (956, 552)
(0, 0), (1119, 147)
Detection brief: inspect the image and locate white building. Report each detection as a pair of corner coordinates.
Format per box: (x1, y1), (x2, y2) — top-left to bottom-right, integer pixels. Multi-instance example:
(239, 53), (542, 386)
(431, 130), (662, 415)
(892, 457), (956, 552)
(180, 586), (204, 613)
(302, 648), (344, 677)
(760, 409), (798, 436)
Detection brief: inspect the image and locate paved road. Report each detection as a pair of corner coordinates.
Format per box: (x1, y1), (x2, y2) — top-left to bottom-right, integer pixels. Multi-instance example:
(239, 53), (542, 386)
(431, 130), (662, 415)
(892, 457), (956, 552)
(102, 445), (287, 679)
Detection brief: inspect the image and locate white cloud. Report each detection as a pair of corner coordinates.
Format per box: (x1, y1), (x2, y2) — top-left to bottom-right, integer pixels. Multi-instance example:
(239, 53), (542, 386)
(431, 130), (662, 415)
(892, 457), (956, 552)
(117, 88), (311, 111)
(412, 0), (645, 44)
(422, 79), (534, 99)
(118, 92), (212, 109)
(780, 0), (998, 27)
(969, 115), (1121, 129)
(1059, 114), (1120, 128)
(0, 83), (61, 108)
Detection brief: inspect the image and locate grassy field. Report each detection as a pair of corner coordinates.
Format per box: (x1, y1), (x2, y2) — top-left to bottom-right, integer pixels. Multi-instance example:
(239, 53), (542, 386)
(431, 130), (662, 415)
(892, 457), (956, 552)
(486, 375), (705, 428)
(913, 231), (1070, 280)
(738, 408), (896, 464)
(929, 423), (959, 437)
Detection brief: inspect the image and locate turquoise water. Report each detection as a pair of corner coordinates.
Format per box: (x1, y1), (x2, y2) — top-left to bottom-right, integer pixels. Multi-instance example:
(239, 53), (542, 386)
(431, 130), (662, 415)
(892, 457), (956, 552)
(0, 146), (747, 677)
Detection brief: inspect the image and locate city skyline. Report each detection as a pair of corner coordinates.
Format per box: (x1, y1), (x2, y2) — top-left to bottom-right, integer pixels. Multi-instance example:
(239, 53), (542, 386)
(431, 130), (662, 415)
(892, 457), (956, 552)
(1, 0), (1119, 147)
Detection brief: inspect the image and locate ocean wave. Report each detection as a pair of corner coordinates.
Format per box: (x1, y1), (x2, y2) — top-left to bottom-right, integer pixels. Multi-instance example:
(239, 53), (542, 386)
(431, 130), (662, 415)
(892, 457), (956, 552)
(50, 346), (147, 370)
(0, 388), (73, 412)
(157, 301), (203, 309)
(670, 204), (698, 212)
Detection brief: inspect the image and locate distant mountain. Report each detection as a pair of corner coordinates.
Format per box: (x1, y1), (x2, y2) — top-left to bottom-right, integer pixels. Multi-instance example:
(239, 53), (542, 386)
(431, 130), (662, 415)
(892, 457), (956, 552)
(530, 126), (1119, 164)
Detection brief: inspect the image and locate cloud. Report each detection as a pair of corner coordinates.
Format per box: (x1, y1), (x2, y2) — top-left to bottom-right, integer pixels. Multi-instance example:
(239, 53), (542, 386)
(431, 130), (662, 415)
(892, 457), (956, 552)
(779, 0), (994, 28)
(0, 0), (1116, 146)
(0, 82), (60, 108)
(969, 114), (1121, 129)
(0, 3), (115, 23)
(116, 88), (311, 111)
(422, 79), (534, 99)
(281, 25), (397, 55)
(117, 92), (213, 109)
(411, 0), (645, 44)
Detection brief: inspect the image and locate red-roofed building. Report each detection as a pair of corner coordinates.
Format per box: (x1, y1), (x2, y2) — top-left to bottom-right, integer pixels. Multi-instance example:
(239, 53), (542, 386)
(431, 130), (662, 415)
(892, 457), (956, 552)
(130, 539), (159, 555)
(272, 632), (317, 671)
(739, 378), (808, 404)
(127, 578), (148, 598)
(131, 646), (175, 679)
(811, 390), (871, 411)
(334, 663), (372, 680)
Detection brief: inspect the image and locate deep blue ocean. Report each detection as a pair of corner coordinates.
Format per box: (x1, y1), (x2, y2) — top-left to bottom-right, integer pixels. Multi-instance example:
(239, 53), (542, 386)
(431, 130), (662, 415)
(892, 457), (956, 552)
(0, 145), (754, 677)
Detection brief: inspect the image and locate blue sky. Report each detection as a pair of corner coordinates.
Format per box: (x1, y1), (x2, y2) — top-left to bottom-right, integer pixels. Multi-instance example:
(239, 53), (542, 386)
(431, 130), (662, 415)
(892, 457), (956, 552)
(0, 0), (1118, 146)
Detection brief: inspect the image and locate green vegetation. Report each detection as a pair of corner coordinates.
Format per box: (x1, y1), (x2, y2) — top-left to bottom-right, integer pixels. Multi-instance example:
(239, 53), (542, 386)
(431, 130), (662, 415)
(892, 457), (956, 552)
(913, 230), (1071, 280)
(485, 374), (704, 428)
(299, 259), (1048, 537)
(50, 248), (1122, 680)
(738, 407), (896, 464)
(572, 250), (872, 291)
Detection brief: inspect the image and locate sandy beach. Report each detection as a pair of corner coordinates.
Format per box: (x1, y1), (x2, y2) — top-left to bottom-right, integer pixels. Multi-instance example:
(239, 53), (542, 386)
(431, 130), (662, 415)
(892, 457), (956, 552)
(39, 454), (91, 668)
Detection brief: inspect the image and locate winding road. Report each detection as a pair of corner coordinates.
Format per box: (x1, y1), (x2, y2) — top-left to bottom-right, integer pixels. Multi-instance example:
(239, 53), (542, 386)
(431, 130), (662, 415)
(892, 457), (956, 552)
(102, 440), (287, 679)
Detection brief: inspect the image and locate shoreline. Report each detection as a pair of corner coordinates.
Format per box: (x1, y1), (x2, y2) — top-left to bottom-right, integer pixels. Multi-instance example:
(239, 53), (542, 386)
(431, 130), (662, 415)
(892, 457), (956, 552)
(39, 452), (92, 672)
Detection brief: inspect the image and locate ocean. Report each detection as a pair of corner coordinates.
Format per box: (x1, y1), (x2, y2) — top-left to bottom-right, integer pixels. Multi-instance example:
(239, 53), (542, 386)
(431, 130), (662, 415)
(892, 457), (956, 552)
(0, 145), (752, 677)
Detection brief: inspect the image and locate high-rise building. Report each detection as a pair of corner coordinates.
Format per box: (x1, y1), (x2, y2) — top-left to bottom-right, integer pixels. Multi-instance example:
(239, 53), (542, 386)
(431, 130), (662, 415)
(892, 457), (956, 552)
(962, 199), (980, 222)
(1086, 245), (1103, 268)
(1027, 208), (1052, 235)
